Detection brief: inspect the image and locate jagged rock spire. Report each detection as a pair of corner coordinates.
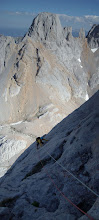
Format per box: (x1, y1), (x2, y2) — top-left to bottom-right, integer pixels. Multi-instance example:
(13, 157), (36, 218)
(79, 28), (85, 39)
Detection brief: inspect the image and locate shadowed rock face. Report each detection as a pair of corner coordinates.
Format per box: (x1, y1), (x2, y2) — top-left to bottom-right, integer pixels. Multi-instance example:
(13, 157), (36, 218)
(86, 24), (99, 48)
(0, 91), (99, 220)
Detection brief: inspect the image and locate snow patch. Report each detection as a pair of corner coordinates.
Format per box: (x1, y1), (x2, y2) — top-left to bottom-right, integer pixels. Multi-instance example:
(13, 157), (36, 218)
(91, 48), (98, 53)
(10, 121), (22, 126)
(85, 93), (89, 101)
(78, 58), (81, 63)
(78, 58), (83, 68)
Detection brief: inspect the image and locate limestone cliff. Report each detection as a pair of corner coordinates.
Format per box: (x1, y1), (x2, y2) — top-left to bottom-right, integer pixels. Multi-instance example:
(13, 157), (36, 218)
(0, 12), (99, 125)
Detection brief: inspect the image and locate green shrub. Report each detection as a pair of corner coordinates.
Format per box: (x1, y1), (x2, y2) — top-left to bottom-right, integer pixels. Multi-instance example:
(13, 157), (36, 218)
(32, 201), (40, 208)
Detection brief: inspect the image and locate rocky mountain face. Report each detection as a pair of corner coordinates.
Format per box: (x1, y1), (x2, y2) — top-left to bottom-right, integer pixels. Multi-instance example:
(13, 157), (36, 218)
(0, 13), (99, 124)
(86, 24), (99, 48)
(0, 91), (99, 220)
(0, 12), (99, 177)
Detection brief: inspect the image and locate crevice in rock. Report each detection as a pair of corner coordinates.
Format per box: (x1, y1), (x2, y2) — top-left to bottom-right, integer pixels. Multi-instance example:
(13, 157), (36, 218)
(70, 136), (76, 144)
(12, 73), (20, 86)
(18, 44), (26, 56)
(77, 195), (96, 214)
(36, 48), (42, 76)
(0, 196), (19, 208)
(22, 157), (52, 180)
(77, 164), (85, 174)
(16, 61), (19, 70)
(66, 129), (73, 136)
(52, 140), (66, 161)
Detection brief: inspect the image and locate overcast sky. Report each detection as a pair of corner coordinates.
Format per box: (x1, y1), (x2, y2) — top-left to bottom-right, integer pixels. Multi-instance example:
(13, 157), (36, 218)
(0, 0), (99, 36)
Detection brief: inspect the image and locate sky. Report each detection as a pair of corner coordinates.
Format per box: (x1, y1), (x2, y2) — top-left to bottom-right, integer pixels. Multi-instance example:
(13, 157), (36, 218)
(0, 0), (99, 37)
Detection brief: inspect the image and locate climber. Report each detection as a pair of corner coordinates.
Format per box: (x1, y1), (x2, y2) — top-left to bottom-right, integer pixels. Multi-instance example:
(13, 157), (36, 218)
(36, 136), (48, 149)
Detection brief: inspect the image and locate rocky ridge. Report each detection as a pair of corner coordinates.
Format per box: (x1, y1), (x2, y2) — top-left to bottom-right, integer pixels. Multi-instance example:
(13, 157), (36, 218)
(0, 91), (99, 220)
